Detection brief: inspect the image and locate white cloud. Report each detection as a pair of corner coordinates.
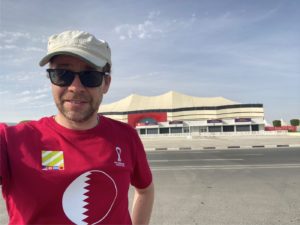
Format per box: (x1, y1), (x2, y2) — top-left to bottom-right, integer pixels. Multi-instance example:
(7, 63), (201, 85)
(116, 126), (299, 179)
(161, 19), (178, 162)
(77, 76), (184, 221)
(33, 94), (47, 100)
(114, 11), (198, 40)
(115, 19), (163, 40)
(0, 31), (46, 62)
(0, 44), (17, 49)
(2, 71), (43, 82)
(15, 74), (37, 81)
(18, 90), (31, 96)
(0, 31), (45, 44)
(15, 96), (32, 104)
(0, 90), (9, 95)
(118, 71), (160, 81)
(15, 86), (49, 96)
(148, 11), (161, 19)
(5, 57), (33, 66)
(0, 31), (31, 43)
(250, 6), (281, 23)
(0, 45), (43, 53)
(14, 94), (48, 104)
(23, 47), (44, 52)
(35, 86), (50, 94)
(26, 102), (55, 108)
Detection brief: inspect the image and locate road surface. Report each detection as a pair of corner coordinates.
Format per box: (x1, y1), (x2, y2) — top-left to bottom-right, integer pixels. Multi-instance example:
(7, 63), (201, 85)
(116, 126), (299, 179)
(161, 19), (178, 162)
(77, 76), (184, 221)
(143, 147), (300, 225)
(1, 148), (300, 225)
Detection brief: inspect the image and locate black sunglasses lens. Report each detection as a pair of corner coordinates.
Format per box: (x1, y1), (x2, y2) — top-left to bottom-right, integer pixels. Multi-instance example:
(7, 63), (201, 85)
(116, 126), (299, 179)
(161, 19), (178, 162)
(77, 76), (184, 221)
(47, 69), (105, 87)
(47, 69), (74, 86)
(79, 71), (104, 87)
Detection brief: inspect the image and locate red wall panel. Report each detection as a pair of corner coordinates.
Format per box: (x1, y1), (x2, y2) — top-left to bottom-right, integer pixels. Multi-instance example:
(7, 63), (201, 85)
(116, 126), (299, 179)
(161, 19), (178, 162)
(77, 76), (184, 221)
(265, 126), (296, 132)
(128, 112), (167, 127)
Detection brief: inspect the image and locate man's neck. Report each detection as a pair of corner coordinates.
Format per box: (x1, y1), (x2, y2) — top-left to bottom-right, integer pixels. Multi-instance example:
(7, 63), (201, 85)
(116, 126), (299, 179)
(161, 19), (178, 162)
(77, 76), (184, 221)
(54, 114), (99, 130)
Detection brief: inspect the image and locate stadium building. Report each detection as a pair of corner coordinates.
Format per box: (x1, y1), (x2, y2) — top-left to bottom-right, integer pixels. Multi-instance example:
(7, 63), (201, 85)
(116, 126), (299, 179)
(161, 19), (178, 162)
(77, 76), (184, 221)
(99, 91), (265, 135)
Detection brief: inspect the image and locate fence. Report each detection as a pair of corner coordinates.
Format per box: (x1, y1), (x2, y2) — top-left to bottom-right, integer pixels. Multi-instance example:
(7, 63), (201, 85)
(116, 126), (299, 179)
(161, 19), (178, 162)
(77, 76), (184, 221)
(140, 130), (289, 138)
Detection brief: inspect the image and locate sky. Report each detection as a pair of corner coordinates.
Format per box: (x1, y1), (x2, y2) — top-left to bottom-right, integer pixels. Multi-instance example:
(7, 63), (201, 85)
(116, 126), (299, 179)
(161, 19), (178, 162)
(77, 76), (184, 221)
(0, 0), (299, 123)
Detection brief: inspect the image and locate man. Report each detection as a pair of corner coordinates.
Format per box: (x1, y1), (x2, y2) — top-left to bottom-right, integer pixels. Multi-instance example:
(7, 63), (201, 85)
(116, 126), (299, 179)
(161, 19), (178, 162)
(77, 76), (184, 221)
(0, 30), (154, 225)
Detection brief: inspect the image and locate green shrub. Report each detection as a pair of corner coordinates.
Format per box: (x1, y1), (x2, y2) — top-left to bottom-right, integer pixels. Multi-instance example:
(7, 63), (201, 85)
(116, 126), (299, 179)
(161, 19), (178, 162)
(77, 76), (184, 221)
(19, 120), (31, 124)
(290, 119), (300, 126)
(273, 120), (281, 127)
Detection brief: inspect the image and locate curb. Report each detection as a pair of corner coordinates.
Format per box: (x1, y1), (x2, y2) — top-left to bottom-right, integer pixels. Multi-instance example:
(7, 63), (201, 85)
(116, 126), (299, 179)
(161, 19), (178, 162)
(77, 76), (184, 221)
(146, 144), (300, 151)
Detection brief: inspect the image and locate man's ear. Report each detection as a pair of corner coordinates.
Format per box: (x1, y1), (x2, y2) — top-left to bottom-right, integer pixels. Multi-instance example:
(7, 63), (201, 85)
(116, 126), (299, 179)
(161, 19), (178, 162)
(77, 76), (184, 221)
(102, 75), (111, 94)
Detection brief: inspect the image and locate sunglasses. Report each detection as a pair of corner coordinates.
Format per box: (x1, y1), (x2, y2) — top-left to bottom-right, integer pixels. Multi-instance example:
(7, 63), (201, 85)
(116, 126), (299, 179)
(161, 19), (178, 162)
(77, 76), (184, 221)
(46, 69), (107, 87)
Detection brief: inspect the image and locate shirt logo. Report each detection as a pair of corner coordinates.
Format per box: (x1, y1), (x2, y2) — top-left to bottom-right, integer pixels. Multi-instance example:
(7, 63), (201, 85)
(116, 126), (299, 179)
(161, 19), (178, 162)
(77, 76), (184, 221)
(62, 170), (118, 224)
(42, 150), (64, 170)
(114, 147), (125, 167)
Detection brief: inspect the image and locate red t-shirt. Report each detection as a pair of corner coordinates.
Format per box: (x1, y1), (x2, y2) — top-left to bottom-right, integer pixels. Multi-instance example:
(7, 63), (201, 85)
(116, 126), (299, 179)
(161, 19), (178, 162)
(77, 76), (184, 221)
(0, 116), (152, 224)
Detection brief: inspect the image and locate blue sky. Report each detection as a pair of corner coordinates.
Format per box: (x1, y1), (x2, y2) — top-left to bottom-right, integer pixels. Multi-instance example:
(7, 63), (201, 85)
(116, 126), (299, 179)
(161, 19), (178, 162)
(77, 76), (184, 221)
(0, 0), (299, 123)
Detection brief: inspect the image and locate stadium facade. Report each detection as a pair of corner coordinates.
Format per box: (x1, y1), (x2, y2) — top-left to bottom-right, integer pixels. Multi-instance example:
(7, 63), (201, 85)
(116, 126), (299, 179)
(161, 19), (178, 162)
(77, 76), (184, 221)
(99, 91), (265, 135)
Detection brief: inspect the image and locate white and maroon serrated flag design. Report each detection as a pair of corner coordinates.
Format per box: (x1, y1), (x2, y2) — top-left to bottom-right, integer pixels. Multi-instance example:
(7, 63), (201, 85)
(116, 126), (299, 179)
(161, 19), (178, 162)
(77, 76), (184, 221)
(62, 170), (118, 225)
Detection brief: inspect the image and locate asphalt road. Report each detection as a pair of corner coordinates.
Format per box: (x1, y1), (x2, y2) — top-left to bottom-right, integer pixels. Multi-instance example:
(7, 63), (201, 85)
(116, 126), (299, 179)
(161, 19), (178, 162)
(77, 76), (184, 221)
(148, 147), (300, 169)
(145, 147), (300, 225)
(1, 148), (300, 225)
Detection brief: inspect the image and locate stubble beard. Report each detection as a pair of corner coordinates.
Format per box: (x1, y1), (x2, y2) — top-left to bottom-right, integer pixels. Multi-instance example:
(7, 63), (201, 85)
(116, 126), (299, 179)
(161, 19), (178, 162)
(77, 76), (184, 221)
(56, 93), (102, 123)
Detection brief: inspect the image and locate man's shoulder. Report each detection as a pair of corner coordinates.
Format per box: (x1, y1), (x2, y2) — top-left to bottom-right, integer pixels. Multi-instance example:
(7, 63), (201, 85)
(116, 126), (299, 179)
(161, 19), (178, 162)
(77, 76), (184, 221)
(0, 123), (8, 130)
(0, 123), (8, 137)
(0, 118), (48, 144)
(5, 117), (51, 134)
(101, 115), (137, 133)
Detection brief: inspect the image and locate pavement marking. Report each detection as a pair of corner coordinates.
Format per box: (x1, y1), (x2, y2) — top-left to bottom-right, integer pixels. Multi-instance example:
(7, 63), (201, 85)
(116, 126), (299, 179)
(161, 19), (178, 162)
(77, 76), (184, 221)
(149, 158), (244, 163)
(227, 146), (240, 149)
(150, 159), (169, 163)
(151, 163), (300, 171)
(277, 144), (290, 147)
(227, 153), (264, 156)
(155, 147), (168, 150)
(200, 159), (244, 161)
(148, 150), (222, 154)
(145, 145), (300, 151)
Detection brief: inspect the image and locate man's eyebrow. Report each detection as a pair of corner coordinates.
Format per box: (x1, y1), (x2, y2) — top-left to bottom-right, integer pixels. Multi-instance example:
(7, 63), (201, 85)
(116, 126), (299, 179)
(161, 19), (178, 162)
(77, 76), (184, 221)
(54, 64), (96, 70)
(85, 66), (96, 70)
(55, 63), (71, 68)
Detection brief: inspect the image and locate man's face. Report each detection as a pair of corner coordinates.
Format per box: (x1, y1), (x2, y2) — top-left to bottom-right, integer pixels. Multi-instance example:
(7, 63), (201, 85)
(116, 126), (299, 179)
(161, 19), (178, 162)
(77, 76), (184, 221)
(50, 55), (111, 123)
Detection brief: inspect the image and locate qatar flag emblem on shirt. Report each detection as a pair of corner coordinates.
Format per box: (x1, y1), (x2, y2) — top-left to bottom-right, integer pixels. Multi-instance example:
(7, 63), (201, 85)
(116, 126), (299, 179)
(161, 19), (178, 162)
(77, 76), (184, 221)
(62, 170), (118, 225)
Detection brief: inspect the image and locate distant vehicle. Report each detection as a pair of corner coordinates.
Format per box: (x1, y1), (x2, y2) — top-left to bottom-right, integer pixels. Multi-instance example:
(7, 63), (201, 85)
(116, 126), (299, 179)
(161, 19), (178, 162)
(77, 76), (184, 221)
(169, 120), (183, 124)
(1, 122), (17, 126)
(136, 121), (158, 126)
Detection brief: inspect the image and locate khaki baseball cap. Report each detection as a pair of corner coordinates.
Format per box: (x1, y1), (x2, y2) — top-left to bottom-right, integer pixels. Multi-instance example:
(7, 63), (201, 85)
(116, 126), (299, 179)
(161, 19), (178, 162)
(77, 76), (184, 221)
(39, 30), (111, 69)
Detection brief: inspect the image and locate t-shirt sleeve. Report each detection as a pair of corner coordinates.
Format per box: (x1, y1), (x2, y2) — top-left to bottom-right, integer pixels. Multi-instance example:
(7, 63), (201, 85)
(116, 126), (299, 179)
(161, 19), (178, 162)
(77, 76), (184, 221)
(130, 130), (153, 189)
(0, 123), (8, 185)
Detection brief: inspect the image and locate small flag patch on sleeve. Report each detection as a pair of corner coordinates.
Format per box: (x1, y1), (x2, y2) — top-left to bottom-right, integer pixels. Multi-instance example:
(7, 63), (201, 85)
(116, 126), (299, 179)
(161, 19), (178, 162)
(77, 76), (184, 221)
(42, 150), (64, 170)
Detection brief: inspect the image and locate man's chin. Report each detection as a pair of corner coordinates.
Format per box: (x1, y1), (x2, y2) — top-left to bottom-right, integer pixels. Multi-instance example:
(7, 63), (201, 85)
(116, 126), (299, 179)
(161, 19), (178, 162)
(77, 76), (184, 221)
(62, 111), (95, 123)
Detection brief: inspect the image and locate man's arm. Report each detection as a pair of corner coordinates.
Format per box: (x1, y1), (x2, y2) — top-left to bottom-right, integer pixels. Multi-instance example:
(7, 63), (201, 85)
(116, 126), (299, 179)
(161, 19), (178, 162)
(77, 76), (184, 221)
(0, 123), (8, 186)
(131, 182), (154, 225)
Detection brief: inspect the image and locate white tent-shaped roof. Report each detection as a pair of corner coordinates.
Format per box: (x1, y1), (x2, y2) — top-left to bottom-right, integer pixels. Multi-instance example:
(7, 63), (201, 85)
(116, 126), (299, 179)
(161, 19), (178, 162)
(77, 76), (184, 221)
(99, 91), (239, 113)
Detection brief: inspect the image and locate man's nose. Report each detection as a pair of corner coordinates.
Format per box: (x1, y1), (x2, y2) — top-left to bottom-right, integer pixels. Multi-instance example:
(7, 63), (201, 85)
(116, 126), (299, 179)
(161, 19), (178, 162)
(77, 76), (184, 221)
(67, 75), (85, 91)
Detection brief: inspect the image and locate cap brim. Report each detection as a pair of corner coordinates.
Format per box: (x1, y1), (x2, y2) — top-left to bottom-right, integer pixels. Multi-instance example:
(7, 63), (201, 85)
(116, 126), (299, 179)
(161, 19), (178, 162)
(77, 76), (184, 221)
(39, 48), (108, 69)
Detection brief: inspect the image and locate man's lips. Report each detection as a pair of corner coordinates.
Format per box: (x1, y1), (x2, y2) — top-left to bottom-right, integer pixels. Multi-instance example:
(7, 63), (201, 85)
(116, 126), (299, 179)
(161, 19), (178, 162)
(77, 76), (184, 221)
(65, 100), (87, 104)
(63, 99), (88, 106)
